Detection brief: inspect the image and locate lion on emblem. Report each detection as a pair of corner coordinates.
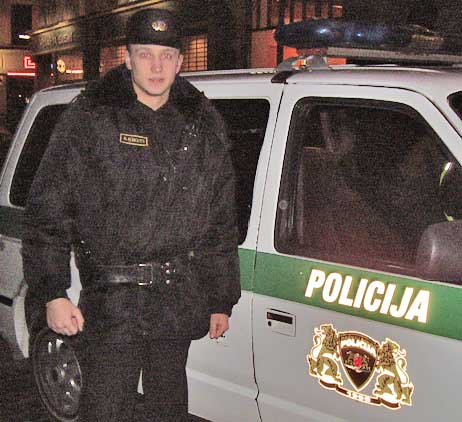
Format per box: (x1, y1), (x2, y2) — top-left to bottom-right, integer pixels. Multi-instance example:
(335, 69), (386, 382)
(373, 339), (413, 407)
(307, 324), (342, 387)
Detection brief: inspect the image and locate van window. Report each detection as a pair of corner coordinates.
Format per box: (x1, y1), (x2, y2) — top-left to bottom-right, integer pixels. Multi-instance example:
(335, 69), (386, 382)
(449, 91), (462, 120)
(275, 98), (462, 281)
(10, 104), (67, 207)
(212, 99), (270, 244)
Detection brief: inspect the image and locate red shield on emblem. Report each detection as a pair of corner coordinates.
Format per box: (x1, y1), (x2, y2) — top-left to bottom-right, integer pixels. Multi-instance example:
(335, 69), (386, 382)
(338, 332), (380, 391)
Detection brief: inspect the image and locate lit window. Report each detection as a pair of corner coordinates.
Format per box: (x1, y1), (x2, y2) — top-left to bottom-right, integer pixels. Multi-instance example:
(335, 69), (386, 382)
(182, 35), (208, 72)
(252, 0), (344, 30)
(99, 46), (127, 75)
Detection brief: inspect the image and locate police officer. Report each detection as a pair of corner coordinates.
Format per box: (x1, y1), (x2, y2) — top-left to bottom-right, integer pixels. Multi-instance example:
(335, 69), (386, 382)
(22, 8), (241, 422)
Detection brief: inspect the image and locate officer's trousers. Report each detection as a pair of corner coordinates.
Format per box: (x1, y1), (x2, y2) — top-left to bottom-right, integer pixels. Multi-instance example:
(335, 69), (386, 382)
(76, 335), (192, 421)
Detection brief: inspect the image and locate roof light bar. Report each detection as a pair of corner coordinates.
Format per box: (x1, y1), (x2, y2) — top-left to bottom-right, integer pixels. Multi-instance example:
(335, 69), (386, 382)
(275, 19), (462, 55)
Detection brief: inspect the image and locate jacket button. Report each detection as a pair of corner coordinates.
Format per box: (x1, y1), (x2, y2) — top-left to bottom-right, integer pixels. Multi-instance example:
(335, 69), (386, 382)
(165, 279), (171, 285)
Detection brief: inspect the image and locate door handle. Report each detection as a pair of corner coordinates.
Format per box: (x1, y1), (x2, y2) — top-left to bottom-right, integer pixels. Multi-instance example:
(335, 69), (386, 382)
(266, 309), (296, 337)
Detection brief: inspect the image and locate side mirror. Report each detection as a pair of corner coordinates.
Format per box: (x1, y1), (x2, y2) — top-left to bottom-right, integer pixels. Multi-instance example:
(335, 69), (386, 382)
(416, 221), (462, 284)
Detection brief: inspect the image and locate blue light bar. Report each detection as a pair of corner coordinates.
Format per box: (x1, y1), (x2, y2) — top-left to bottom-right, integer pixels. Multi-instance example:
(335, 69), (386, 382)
(275, 19), (462, 54)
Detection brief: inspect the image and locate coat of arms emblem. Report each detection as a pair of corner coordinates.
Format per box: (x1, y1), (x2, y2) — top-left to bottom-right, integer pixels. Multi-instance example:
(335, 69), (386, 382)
(307, 324), (414, 409)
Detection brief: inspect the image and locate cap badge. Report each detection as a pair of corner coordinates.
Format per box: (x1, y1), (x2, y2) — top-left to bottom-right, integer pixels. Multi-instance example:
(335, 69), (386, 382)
(152, 20), (168, 32)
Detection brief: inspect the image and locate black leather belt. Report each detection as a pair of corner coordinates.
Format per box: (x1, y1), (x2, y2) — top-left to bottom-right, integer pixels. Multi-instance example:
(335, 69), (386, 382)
(95, 260), (181, 286)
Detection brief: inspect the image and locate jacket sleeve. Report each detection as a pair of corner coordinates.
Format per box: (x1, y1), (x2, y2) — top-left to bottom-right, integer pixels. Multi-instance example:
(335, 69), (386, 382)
(201, 109), (241, 316)
(22, 102), (83, 304)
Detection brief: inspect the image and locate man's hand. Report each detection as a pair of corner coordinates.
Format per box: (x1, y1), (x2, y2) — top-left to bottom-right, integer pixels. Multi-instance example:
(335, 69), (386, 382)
(46, 298), (84, 336)
(209, 313), (229, 339)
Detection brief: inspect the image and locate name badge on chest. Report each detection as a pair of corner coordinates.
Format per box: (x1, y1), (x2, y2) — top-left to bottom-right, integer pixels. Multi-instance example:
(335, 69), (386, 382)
(119, 133), (149, 147)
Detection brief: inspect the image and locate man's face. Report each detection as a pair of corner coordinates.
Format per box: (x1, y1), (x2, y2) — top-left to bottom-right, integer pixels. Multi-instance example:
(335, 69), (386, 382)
(125, 44), (183, 109)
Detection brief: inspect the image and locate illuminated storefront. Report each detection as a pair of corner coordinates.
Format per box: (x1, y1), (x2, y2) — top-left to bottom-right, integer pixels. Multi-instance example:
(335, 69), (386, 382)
(0, 1), (36, 132)
(0, 49), (36, 131)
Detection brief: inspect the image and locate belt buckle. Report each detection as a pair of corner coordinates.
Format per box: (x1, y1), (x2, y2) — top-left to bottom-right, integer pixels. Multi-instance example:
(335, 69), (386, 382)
(137, 263), (153, 286)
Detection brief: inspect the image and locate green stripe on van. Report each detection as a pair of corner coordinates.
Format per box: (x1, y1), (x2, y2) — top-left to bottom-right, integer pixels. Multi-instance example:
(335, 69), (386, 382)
(0, 206), (24, 239)
(238, 248), (255, 292)
(254, 252), (462, 340)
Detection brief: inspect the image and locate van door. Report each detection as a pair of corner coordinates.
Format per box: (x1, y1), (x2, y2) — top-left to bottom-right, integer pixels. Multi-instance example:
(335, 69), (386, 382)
(253, 84), (462, 422)
(185, 80), (283, 421)
(0, 99), (74, 355)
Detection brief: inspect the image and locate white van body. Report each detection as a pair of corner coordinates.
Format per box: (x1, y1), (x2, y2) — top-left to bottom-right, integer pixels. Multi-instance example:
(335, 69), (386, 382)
(2, 63), (462, 422)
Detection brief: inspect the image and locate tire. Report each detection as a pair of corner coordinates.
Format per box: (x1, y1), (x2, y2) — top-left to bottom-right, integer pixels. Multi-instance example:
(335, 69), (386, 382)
(31, 327), (81, 422)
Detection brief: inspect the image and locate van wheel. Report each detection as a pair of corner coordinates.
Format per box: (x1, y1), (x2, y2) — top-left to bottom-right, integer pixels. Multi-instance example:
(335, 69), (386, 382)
(32, 328), (81, 421)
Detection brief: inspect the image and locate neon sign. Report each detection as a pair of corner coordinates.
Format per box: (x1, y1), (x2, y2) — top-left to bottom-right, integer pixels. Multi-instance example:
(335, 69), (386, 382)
(305, 269), (430, 323)
(7, 72), (35, 77)
(56, 59), (66, 74)
(23, 55), (37, 70)
(307, 324), (414, 409)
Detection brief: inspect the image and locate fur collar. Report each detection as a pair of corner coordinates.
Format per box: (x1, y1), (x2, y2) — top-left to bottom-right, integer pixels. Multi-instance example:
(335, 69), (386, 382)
(82, 64), (205, 119)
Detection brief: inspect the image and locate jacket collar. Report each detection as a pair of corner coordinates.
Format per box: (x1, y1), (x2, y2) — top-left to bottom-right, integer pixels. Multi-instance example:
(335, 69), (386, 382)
(83, 64), (205, 119)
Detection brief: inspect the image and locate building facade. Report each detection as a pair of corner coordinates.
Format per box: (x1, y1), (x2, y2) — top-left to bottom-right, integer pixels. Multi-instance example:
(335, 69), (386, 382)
(28, 0), (348, 88)
(30, 0), (218, 90)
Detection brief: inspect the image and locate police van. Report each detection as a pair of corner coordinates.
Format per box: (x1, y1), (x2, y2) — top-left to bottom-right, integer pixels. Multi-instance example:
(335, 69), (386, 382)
(1, 20), (462, 421)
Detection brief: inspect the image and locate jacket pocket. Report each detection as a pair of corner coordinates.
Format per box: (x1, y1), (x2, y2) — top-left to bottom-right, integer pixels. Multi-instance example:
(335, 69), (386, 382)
(156, 267), (210, 340)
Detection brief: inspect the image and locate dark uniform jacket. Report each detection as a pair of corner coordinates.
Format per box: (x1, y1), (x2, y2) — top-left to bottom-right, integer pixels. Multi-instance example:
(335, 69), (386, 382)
(22, 64), (241, 340)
